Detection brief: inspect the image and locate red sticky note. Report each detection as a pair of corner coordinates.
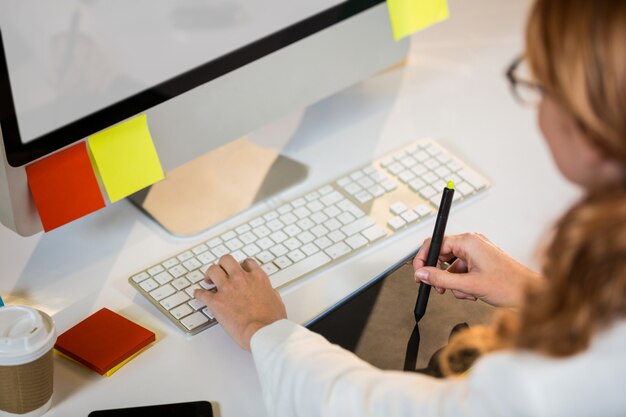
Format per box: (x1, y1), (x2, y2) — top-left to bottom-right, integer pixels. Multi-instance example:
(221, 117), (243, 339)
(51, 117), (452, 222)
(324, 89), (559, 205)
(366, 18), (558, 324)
(26, 142), (105, 232)
(54, 308), (156, 376)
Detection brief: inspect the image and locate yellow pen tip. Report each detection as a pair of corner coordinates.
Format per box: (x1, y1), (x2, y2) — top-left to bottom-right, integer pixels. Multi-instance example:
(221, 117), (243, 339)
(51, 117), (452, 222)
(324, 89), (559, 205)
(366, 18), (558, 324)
(447, 180), (455, 189)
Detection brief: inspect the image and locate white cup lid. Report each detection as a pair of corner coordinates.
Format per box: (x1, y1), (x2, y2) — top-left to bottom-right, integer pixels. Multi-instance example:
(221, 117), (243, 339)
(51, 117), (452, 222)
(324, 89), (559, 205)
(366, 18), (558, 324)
(0, 306), (57, 366)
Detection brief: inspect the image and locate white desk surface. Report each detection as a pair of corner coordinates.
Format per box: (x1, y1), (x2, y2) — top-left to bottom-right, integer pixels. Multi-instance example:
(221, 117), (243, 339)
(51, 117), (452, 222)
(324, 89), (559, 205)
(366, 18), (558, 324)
(1, 0), (581, 415)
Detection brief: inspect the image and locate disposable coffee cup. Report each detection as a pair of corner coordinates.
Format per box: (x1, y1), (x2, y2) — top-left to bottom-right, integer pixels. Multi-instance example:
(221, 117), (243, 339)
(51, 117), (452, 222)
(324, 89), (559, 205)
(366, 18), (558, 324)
(0, 306), (56, 417)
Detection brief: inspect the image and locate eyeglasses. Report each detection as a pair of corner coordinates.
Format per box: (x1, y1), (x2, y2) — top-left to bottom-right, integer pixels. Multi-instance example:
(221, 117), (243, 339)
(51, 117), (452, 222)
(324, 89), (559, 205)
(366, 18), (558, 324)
(506, 55), (544, 106)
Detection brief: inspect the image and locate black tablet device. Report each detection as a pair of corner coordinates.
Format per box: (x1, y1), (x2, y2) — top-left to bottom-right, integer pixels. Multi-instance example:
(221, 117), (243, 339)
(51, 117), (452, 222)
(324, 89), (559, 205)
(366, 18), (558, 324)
(88, 401), (213, 417)
(306, 250), (423, 372)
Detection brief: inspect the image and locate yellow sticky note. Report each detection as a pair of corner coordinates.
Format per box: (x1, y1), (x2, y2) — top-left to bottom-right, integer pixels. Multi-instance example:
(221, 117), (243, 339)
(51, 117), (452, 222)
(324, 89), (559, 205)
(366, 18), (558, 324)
(387, 0), (449, 41)
(88, 115), (164, 203)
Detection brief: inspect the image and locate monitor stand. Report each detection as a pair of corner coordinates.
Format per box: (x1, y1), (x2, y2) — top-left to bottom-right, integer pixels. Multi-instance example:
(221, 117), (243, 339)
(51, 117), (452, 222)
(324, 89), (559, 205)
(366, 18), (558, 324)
(127, 137), (308, 237)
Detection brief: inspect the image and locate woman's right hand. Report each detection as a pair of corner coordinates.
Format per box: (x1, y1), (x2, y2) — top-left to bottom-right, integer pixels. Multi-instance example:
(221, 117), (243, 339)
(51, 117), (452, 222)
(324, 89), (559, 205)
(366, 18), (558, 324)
(412, 232), (542, 308)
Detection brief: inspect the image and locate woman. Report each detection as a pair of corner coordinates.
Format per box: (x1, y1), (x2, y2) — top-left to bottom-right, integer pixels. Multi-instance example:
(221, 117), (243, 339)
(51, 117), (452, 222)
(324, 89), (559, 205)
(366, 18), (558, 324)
(195, 0), (626, 415)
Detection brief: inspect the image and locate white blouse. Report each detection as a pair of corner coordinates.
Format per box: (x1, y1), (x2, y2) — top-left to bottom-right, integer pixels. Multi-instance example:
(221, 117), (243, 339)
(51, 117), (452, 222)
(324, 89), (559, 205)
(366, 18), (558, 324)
(251, 319), (626, 417)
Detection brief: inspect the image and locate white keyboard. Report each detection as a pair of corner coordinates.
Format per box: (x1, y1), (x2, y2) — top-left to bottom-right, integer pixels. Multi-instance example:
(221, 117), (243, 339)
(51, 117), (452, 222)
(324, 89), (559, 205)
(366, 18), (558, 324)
(129, 139), (490, 335)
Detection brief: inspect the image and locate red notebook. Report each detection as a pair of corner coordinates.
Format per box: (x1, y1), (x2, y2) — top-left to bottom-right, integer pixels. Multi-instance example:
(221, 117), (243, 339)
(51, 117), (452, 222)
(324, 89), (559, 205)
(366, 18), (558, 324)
(55, 308), (155, 376)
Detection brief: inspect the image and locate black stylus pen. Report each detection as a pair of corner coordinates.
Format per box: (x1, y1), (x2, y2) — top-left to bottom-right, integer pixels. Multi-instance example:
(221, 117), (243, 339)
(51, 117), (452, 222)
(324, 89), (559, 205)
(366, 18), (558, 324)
(413, 180), (455, 322)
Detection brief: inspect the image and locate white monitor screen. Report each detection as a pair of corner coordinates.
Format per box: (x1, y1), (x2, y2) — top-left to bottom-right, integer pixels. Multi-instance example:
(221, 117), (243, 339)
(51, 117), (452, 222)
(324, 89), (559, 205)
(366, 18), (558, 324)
(0, 0), (343, 145)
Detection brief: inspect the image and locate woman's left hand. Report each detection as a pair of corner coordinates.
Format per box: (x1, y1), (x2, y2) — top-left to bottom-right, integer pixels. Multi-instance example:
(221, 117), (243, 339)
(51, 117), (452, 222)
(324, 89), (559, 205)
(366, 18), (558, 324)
(194, 255), (287, 351)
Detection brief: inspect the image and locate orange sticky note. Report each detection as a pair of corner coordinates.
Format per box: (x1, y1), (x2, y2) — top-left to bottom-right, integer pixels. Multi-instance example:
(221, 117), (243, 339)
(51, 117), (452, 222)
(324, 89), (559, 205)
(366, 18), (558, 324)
(88, 115), (164, 203)
(26, 142), (106, 232)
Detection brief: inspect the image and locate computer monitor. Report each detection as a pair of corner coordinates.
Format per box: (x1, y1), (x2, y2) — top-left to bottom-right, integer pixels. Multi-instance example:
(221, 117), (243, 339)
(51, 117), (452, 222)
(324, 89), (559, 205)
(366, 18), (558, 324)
(0, 1), (408, 237)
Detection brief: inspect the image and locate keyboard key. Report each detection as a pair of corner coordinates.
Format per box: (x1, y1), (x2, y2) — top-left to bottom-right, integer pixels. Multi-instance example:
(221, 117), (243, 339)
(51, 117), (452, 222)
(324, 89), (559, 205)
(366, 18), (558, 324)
(262, 211), (277, 222)
(324, 218), (342, 231)
(310, 212), (329, 224)
(169, 265), (188, 278)
(243, 244), (261, 257)
(323, 205), (341, 218)
(170, 304), (193, 320)
(188, 299), (205, 311)
(253, 225), (272, 238)
(270, 244), (288, 257)
(357, 177), (374, 189)
(350, 170), (364, 181)
(202, 307), (215, 320)
(154, 271), (174, 285)
(412, 164), (427, 177)
(183, 258), (202, 271)
(225, 238), (244, 251)
(287, 249), (306, 263)
(414, 150), (429, 162)
(318, 185), (334, 195)
(314, 236), (332, 250)
(284, 238), (302, 250)
(325, 242), (352, 259)
(344, 183), (362, 196)
(458, 169), (487, 190)
(419, 185), (437, 199)
(131, 272), (149, 284)
(231, 251), (246, 262)
(235, 224), (251, 234)
(185, 284), (201, 297)
(400, 156), (416, 168)
(341, 217), (374, 237)
(337, 176), (351, 187)
(305, 191), (321, 201)
(192, 244), (208, 255)
(297, 231), (315, 244)
(409, 178), (426, 192)
(328, 230), (347, 243)
(388, 216), (406, 231)
(256, 250), (274, 264)
(177, 251), (194, 262)
(250, 216), (265, 228)
(277, 205), (292, 215)
(197, 252), (216, 265)
(293, 207), (311, 219)
(435, 166), (451, 178)
(362, 225), (387, 242)
(181, 312), (209, 331)
(266, 219), (285, 232)
(274, 256), (293, 269)
(311, 224), (329, 238)
(345, 234), (368, 250)
(206, 238), (222, 248)
(456, 181), (474, 197)
(162, 258), (179, 269)
(220, 231), (237, 242)
(280, 213), (298, 225)
(239, 232), (258, 244)
(398, 170), (415, 183)
(270, 230), (288, 244)
(212, 245), (229, 258)
(296, 218), (315, 231)
(337, 200), (365, 218)
(261, 263), (279, 276)
(187, 270), (205, 283)
(269, 251), (331, 288)
(301, 243), (320, 256)
(422, 172), (438, 184)
(172, 277), (191, 291)
(390, 202), (408, 215)
(425, 159), (439, 170)
(387, 162), (404, 175)
(306, 200), (324, 213)
(161, 292), (190, 310)
(284, 224), (302, 237)
(381, 179), (397, 192)
(257, 237), (274, 250)
(139, 278), (158, 292)
(337, 212), (356, 225)
(401, 210), (419, 224)
(150, 284), (176, 301)
(320, 191), (343, 206)
(414, 204), (432, 217)
(369, 185), (385, 197)
(148, 265), (165, 276)
(355, 191), (373, 204)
